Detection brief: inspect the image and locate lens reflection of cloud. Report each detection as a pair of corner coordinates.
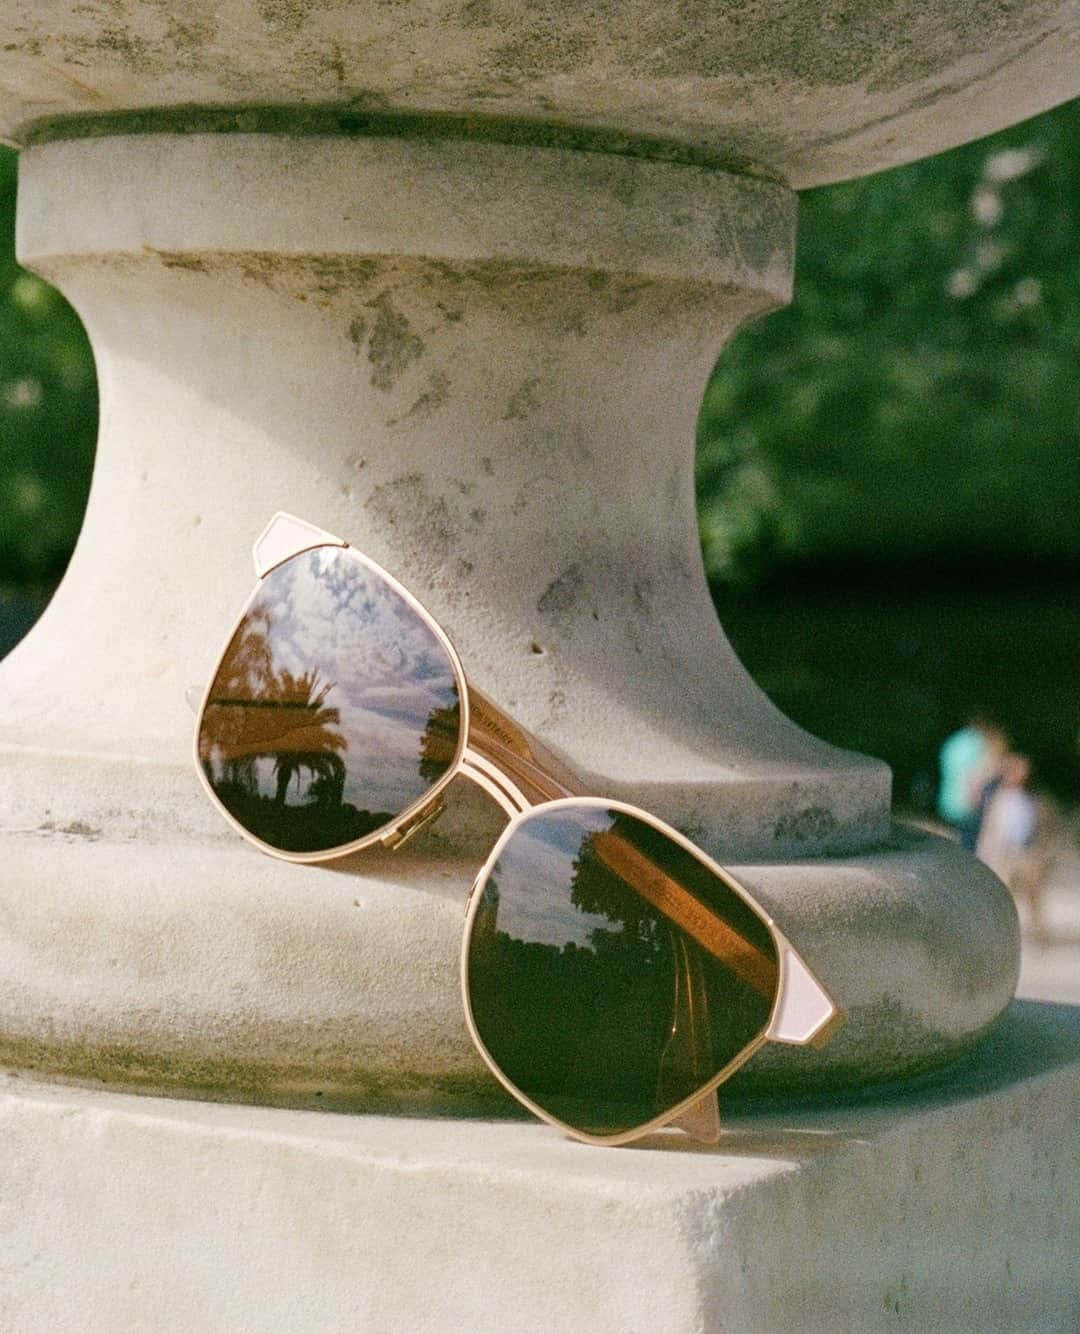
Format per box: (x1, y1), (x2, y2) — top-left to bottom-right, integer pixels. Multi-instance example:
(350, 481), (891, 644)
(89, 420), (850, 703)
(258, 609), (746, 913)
(256, 548), (459, 814)
(493, 813), (618, 951)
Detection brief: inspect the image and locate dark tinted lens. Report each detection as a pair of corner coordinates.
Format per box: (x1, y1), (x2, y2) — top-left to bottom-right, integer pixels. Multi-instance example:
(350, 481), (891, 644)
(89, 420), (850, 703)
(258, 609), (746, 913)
(466, 805), (779, 1136)
(198, 546), (461, 853)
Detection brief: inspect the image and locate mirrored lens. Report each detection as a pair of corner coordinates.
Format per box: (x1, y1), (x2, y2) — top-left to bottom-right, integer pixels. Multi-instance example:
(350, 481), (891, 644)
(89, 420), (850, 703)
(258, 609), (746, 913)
(465, 805), (779, 1136)
(198, 546), (461, 853)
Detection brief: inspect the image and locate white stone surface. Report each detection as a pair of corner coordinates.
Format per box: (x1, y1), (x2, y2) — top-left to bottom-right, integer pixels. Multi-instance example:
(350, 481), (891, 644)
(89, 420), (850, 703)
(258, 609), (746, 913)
(0, 12), (1067, 1321)
(10, 134), (889, 850)
(0, 2), (1078, 187)
(1, 999), (1076, 1332)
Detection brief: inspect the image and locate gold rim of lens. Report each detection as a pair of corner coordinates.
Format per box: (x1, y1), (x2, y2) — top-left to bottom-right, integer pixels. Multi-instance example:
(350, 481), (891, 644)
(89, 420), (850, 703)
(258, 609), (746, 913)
(459, 796), (788, 1147)
(192, 541), (471, 865)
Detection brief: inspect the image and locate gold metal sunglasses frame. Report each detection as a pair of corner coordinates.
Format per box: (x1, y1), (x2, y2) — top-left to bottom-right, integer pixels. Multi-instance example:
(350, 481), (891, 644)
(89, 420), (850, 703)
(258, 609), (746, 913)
(194, 513), (844, 1147)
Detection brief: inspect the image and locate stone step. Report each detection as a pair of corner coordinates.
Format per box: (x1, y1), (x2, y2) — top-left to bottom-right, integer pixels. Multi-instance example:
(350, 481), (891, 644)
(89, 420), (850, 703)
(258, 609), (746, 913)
(1, 999), (1076, 1332)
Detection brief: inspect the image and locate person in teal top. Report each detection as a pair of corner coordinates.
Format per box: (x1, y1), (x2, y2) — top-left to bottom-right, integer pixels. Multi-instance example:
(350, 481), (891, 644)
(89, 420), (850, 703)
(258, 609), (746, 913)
(938, 716), (1006, 849)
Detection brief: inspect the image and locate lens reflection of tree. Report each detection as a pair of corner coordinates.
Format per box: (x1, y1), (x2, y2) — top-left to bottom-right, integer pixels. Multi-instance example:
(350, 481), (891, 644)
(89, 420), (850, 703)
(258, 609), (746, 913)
(418, 697), (460, 785)
(269, 667), (347, 807)
(575, 814), (775, 1065)
(469, 814), (775, 1129)
(200, 607), (393, 852)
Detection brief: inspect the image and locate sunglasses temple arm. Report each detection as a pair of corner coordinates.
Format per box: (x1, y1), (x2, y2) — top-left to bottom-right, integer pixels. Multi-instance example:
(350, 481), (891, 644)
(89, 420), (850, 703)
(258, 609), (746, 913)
(460, 685), (589, 812)
(590, 831), (777, 996)
(592, 834), (844, 1047)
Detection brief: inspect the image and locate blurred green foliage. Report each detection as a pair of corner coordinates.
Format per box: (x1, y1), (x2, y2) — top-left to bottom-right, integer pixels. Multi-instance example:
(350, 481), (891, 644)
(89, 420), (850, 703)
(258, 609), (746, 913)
(0, 147), (96, 585)
(698, 98), (1080, 585)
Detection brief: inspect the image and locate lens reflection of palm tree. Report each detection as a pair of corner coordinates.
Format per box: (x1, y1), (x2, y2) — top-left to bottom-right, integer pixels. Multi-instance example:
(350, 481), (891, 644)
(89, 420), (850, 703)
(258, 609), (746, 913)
(202, 609), (275, 793)
(270, 667), (347, 810)
(201, 608), (405, 850)
(203, 611), (348, 802)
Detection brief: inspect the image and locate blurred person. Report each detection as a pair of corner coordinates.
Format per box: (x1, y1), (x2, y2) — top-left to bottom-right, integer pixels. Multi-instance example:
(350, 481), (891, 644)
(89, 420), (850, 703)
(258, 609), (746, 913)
(976, 753), (1056, 940)
(937, 715), (1007, 850)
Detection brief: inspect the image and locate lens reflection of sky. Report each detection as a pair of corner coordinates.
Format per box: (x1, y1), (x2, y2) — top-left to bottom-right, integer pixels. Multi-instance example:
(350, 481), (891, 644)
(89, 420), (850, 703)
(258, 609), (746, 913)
(253, 547), (458, 814)
(491, 808), (618, 951)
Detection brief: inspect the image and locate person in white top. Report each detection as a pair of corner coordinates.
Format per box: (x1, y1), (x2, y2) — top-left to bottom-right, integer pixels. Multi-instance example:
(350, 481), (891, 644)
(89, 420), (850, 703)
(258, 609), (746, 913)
(976, 753), (1054, 939)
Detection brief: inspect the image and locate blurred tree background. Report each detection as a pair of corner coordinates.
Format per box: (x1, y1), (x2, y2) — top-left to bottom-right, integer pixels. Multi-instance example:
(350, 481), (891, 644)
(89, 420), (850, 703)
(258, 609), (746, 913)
(699, 97), (1080, 809)
(0, 100), (1077, 806)
(0, 145), (96, 653)
(698, 99), (1080, 583)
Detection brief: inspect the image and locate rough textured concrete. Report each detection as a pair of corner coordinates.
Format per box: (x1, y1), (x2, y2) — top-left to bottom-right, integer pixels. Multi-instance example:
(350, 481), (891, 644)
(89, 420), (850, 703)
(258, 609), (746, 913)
(0, 3), (1078, 187)
(0, 11), (1069, 1329)
(1, 1000), (1076, 1332)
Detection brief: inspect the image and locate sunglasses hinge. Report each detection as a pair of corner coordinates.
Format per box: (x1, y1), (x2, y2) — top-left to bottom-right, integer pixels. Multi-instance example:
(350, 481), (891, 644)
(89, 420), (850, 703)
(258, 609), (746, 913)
(379, 798), (447, 851)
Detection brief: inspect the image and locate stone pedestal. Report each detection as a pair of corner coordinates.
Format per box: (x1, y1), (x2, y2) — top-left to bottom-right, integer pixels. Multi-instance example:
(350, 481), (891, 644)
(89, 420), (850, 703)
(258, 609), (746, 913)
(1, 1001), (1076, 1332)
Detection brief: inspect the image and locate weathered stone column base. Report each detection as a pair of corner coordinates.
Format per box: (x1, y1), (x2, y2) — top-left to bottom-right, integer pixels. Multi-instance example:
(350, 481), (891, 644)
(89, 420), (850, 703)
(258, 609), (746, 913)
(0, 128), (1020, 1098)
(0, 814), (1019, 1101)
(1, 1001), (1075, 1333)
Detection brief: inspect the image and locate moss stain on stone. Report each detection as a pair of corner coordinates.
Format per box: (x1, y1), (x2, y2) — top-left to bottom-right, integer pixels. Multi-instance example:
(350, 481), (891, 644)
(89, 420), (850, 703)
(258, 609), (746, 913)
(151, 250), (209, 273)
(256, 0), (317, 38)
(37, 819), (102, 840)
(538, 564), (583, 616)
(18, 104), (773, 181)
(0, 1032), (506, 1116)
(93, 26), (153, 74)
(502, 376), (540, 421)
(367, 298), (424, 391)
(364, 472), (454, 563)
(405, 370), (450, 420)
(491, 26), (592, 81)
(459, 0), (494, 29)
(773, 804), (838, 845)
(163, 13), (218, 64)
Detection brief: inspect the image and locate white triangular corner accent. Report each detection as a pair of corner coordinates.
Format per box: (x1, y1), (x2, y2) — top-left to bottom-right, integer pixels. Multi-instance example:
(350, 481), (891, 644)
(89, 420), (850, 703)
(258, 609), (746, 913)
(252, 512), (344, 576)
(767, 947), (839, 1045)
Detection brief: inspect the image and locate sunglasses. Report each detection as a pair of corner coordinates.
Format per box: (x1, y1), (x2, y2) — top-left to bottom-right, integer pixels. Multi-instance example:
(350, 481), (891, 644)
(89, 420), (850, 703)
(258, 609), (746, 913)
(194, 513), (843, 1146)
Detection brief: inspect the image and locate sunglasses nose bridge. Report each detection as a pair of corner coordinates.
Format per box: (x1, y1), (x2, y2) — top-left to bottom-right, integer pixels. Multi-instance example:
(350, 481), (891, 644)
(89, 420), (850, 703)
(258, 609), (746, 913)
(457, 748), (537, 821)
